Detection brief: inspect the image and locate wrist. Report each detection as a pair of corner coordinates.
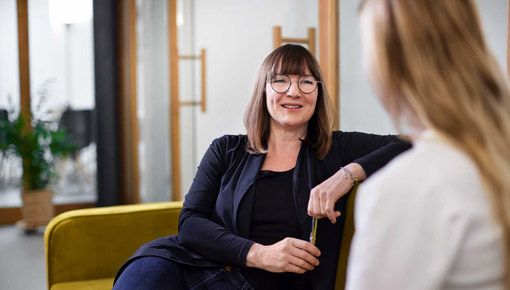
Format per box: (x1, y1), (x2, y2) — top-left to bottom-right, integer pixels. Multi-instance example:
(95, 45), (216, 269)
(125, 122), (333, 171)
(246, 243), (263, 268)
(344, 163), (366, 182)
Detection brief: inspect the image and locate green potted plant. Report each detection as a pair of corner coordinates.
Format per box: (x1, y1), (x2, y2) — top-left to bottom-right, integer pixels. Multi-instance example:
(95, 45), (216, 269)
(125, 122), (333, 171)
(0, 110), (77, 231)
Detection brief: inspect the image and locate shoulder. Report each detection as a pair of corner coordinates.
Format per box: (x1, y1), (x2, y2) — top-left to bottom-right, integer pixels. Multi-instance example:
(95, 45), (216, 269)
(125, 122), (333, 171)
(210, 134), (247, 152)
(331, 130), (396, 146)
(331, 130), (394, 138)
(205, 135), (249, 168)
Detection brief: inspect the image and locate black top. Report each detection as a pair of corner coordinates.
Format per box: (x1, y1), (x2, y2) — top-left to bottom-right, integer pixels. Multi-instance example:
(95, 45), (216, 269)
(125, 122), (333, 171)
(249, 168), (301, 244)
(240, 168), (306, 290)
(116, 132), (411, 290)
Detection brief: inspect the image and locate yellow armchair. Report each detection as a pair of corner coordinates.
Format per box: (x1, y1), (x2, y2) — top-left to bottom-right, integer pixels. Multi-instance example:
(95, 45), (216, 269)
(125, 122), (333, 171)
(44, 201), (183, 290)
(44, 185), (357, 290)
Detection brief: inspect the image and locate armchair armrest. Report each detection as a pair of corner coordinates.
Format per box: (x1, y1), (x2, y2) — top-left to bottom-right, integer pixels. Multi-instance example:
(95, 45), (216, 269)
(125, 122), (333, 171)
(44, 201), (183, 289)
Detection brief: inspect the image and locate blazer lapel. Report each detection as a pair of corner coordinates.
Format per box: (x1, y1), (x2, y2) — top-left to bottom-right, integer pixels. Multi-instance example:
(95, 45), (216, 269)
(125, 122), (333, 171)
(233, 153), (265, 237)
(293, 142), (318, 240)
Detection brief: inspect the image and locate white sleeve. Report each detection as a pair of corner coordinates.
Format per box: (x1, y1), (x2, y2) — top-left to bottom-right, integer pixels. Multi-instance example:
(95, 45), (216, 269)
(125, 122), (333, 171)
(345, 176), (468, 290)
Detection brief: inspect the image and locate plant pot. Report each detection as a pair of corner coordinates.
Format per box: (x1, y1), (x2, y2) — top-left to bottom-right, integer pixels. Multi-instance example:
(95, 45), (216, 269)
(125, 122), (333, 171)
(17, 189), (54, 231)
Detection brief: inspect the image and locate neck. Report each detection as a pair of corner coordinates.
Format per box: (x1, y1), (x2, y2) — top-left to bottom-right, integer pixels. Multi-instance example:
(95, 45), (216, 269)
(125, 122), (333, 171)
(267, 122), (307, 153)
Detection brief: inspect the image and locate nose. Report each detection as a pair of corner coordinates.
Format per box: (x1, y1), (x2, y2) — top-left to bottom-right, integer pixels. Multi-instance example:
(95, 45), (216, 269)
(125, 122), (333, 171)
(287, 80), (301, 98)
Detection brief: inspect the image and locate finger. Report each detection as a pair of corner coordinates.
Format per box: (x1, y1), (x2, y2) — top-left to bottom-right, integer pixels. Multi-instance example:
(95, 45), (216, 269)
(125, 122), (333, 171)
(307, 194), (314, 216)
(309, 196), (326, 218)
(313, 192), (322, 217)
(285, 263), (308, 274)
(290, 246), (320, 267)
(319, 191), (328, 216)
(288, 254), (315, 271)
(325, 199), (337, 223)
(291, 238), (321, 257)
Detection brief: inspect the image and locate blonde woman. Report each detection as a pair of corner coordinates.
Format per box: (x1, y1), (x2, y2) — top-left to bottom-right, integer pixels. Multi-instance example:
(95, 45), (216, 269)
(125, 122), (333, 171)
(346, 0), (510, 289)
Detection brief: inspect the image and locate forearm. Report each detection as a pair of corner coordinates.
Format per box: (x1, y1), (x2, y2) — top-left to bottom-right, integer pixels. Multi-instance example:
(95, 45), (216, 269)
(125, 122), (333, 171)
(351, 135), (411, 177)
(179, 216), (254, 266)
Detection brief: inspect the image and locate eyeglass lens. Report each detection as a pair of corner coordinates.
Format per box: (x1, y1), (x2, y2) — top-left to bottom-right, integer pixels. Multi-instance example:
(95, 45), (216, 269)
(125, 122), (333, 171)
(271, 75), (318, 94)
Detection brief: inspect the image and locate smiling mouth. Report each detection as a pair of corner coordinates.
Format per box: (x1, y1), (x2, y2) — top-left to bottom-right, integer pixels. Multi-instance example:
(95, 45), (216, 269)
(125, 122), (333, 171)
(281, 104), (302, 109)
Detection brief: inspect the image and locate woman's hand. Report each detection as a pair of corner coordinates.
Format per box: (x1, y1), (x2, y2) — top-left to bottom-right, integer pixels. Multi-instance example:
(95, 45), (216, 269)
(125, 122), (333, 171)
(245, 238), (321, 274)
(307, 163), (366, 223)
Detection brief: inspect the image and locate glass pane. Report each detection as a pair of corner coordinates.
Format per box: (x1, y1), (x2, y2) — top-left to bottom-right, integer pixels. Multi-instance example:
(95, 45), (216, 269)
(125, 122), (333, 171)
(136, 0), (172, 203)
(0, 0), (21, 207)
(28, 0), (97, 204)
(178, 0), (197, 196)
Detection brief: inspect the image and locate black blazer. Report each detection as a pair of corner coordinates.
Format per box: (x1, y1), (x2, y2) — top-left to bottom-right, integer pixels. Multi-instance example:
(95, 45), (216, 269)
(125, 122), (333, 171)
(118, 132), (410, 290)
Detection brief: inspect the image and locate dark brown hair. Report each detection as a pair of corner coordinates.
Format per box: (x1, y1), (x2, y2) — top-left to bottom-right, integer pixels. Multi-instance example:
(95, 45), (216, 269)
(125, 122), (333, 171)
(244, 44), (335, 159)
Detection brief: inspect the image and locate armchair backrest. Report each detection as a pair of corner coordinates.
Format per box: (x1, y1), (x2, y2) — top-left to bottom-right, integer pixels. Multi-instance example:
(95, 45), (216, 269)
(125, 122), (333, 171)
(334, 183), (359, 290)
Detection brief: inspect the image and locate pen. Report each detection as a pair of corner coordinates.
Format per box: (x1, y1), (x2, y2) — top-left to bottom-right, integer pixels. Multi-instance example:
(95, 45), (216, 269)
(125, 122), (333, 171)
(309, 217), (318, 245)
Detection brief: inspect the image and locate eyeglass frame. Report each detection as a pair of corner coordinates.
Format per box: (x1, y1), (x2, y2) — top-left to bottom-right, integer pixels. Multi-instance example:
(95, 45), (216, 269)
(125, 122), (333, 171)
(266, 74), (321, 94)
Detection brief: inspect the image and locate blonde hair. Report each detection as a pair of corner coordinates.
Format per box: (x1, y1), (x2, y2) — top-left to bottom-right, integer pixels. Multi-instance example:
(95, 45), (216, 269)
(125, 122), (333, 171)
(359, 0), (510, 287)
(244, 44), (335, 159)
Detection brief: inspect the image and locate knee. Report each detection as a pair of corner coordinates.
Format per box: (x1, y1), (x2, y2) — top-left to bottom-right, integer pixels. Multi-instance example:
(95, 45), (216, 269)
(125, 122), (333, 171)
(113, 257), (184, 290)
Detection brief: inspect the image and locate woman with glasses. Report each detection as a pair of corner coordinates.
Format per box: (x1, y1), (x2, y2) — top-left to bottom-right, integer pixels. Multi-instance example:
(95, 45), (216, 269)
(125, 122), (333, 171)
(346, 1), (510, 289)
(113, 44), (410, 290)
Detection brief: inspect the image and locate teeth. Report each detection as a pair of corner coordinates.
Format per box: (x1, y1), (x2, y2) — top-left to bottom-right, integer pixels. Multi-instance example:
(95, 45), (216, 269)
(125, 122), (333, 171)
(282, 105), (301, 109)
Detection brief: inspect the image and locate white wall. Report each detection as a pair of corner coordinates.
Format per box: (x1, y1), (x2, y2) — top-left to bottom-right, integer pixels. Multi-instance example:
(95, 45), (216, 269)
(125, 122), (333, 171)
(476, 0), (507, 69)
(339, 0), (508, 135)
(339, 0), (395, 134)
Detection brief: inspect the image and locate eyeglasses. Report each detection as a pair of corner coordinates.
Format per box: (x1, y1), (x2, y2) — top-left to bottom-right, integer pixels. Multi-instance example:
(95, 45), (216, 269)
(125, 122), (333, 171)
(267, 74), (321, 94)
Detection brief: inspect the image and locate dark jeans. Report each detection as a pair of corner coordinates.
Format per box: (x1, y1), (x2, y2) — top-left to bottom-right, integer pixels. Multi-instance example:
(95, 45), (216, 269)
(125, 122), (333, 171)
(113, 256), (254, 290)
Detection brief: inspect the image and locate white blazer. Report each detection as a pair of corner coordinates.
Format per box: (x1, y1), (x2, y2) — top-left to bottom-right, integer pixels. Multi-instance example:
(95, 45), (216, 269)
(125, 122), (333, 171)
(346, 130), (504, 290)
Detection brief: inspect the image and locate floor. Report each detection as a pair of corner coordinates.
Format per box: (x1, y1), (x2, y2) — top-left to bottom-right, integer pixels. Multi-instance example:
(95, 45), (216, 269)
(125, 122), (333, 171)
(0, 225), (46, 290)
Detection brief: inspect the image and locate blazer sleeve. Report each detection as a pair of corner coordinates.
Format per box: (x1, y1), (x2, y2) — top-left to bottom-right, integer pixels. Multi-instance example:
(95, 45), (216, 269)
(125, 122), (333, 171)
(177, 136), (254, 267)
(333, 131), (411, 176)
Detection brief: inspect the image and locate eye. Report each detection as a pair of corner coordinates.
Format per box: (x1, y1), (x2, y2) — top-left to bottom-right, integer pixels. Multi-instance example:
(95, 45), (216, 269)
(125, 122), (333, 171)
(273, 79), (287, 83)
(301, 80), (314, 85)
(272, 75), (290, 83)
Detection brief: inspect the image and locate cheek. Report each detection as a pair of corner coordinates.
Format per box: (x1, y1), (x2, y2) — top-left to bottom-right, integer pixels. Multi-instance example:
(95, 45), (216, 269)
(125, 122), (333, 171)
(265, 86), (275, 104)
(266, 88), (282, 108)
(308, 94), (318, 111)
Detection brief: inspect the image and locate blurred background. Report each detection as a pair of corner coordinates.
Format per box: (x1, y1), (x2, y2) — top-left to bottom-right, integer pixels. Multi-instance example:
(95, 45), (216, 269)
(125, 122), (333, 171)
(0, 0), (508, 289)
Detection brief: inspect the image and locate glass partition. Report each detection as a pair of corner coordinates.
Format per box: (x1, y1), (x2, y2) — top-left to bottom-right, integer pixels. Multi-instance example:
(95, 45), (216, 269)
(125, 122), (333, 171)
(28, 0), (97, 204)
(136, 0), (172, 202)
(0, 0), (22, 207)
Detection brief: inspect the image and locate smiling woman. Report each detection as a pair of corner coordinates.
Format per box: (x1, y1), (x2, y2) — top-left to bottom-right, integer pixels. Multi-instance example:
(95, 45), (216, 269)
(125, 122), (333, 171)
(112, 44), (410, 290)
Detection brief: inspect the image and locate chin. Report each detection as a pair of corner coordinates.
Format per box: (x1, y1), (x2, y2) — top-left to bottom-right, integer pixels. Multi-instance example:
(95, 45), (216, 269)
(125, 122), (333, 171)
(280, 120), (309, 129)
